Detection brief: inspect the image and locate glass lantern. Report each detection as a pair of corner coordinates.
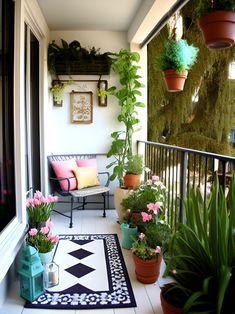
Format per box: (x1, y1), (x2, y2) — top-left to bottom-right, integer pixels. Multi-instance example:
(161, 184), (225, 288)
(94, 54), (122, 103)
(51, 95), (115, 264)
(18, 245), (44, 302)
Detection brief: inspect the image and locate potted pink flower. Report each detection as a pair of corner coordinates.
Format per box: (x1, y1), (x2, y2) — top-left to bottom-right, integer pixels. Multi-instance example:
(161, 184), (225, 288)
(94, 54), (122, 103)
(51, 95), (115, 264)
(26, 191), (58, 228)
(26, 221), (59, 264)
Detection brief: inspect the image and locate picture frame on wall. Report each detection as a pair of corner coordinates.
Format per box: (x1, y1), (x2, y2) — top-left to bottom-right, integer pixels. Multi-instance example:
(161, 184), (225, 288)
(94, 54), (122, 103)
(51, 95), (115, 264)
(70, 91), (93, 124)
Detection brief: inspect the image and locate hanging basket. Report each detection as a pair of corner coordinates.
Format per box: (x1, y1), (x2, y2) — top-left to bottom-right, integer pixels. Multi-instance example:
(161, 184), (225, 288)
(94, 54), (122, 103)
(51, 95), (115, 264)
(198, 11), (235, 49)
(163, 69), (188, 92)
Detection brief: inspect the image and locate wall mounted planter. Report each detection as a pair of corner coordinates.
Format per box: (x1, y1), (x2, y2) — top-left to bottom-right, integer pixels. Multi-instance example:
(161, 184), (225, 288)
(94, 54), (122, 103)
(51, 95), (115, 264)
(163, 69), (188, 92)
(198, 11), (235, 49)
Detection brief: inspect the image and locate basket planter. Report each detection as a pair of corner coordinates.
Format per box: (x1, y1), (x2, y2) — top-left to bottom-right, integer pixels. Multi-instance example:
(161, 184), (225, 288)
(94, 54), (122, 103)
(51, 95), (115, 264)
(198, 11), (235, 49)
(160, 291), (183, 314)
(132, 252), (162, 284)
(163, 69), (188, 92)
(123, 174), (141, 189)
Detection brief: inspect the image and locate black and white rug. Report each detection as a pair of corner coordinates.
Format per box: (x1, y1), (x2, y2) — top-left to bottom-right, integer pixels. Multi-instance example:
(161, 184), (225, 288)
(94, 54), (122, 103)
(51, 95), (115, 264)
(25, 234), (136, 309)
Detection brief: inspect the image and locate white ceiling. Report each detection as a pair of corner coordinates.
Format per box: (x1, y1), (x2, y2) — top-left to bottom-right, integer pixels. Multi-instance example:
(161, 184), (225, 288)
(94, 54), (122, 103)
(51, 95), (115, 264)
(37, 0), (143, 31)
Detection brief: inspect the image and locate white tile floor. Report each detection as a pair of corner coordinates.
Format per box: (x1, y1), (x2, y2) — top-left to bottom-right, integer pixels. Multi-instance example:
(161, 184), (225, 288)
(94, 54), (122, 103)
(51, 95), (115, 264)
(0, 208), (164, 314)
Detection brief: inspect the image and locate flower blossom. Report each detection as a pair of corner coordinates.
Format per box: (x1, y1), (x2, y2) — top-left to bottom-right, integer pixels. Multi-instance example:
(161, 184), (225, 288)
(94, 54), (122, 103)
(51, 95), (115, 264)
(46, 220), (54, 228)
(40, 226), (49, 234)
(141, 211), (152, 222)
(155, 246), (161, 254)
(29, 228), (38, 236)
(34, 190), (43, 199)
(147, 202), (161, 214)
(139, 233), (145, 240)
(47, 234), (59, 243)
(152, 175), (159, 182)
(146, 179), (152, 186)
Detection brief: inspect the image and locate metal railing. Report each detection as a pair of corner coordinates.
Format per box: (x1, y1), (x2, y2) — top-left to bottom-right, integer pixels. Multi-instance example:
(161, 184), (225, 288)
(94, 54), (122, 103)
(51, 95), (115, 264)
(137, 140), (235, 231)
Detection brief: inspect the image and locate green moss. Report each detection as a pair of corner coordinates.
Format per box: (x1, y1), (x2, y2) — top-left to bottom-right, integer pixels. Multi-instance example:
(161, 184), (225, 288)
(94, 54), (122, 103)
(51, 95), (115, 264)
(148, 1), (235, 155)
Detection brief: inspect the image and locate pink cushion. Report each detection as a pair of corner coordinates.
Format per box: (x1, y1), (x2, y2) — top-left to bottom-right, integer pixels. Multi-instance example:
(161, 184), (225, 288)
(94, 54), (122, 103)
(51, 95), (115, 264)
(76, 158), (97, 168)
(51, 159), (77, 191)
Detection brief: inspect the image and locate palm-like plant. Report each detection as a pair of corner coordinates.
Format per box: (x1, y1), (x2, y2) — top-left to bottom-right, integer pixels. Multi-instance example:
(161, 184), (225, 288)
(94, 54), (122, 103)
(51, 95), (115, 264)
(162, 174), (235, 313)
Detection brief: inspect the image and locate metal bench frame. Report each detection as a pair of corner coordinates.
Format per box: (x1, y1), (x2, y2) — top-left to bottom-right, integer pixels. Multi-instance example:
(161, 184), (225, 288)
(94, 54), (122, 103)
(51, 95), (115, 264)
(47, 154), (110, 228)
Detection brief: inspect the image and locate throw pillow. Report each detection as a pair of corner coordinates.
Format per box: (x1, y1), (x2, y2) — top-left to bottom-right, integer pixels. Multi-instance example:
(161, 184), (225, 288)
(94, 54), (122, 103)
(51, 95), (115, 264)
(51, 159), (77, 191)
(73, 166), (100, 189)
(76, 158), (97, 169)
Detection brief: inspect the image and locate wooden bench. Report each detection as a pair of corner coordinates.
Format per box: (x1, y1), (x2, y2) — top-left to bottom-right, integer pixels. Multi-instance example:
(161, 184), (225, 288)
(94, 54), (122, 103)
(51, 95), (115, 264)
(47, 154), (110, 228)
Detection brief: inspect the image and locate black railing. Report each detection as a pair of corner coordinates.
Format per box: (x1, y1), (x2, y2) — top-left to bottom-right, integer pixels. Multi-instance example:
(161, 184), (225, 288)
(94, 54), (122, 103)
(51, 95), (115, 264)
(137, 140), (235, 231)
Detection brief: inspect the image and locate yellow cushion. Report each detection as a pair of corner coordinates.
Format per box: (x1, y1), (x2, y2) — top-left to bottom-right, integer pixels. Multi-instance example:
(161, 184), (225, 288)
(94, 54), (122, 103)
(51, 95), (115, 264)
(73, 166), (100, 189)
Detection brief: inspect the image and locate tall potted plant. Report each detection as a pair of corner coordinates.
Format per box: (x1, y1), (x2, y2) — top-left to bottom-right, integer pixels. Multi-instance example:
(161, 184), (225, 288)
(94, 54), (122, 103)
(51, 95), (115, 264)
(123, 154), (144, 189)
(158, 38), (199, 92)
(197, 0), (235, 49)
(106, 49), (145, 222)
(160, 174), (235, 313)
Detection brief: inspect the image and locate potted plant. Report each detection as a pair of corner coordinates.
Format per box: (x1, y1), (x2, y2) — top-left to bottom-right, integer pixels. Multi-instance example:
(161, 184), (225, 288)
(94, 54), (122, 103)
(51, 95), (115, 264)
(160, 174), (235, 313)
(123, 154), (144, 189)
(158, 38), (199, 92)
(50, 80), (73, 106)
(26, 191), (58, 229)
(26, 221), (59, 264)
(48, 39), (112, 75)
(197, 0), (235, 49)
(120, 208), (138, 250)
(121, 175), (166, 228)
(106, 49), (145, 222)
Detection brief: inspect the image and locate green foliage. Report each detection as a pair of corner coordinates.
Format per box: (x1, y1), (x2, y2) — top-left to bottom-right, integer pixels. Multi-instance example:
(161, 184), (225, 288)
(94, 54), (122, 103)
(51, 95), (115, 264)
(131, 232), (162, 260)
(125, 154), (144, 175)
(121, 176), (166, 214)
(148, 0), (235, 154)
(106, 49), (145, 185)
(48, 39), (111, 75)
(158, 39), (199, 74)
(163, 175), (235, 313)
(197, 0), (235, 16)
(50, 80), (74, 105)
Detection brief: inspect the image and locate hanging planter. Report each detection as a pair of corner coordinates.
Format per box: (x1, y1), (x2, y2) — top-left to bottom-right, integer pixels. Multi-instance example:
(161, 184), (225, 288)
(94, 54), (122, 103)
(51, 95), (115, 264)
(157, 39), (199, 92)
(163, 69), (188, 92)
(198, 10), (235, 49)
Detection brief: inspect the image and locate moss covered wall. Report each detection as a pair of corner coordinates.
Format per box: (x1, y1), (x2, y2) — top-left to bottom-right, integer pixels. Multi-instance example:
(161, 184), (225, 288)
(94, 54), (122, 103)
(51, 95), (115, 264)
(148, 1), (235, 155)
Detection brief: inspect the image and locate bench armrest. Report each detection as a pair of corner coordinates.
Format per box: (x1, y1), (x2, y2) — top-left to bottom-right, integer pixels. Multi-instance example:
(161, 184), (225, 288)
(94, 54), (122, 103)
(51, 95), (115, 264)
(49, 176), (75, 194)
(98, 171), (110, 187)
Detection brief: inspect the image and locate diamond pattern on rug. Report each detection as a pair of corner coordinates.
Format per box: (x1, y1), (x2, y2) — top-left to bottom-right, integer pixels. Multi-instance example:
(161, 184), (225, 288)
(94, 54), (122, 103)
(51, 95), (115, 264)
(69, 248), (94, 260)
(71, 239), (94, 246)
(65, 263), (95, 278)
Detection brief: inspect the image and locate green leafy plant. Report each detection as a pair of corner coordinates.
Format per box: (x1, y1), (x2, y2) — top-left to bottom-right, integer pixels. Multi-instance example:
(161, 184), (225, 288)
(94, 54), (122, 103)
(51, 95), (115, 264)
(162, 174), (235, 313)
(26, 191), (58, 223)
(124, 154), (144, 175)
(121, 175), (166, 214)
(131, 232), (162, 260)
(50, 80), (73, 105)
(157, 38), (199, 74)
(106, 49), (145, 186)
(197, 0), (235, 17)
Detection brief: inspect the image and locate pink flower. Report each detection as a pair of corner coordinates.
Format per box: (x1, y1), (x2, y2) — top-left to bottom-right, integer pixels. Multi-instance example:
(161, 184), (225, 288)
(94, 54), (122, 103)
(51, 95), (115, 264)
(155, 246), (161, 254)
(48, 234), (59, 243)
(146, 179), (152, 186)
(139, 233), (145, 240)
(29, 228), (38, 236)
(141, 211), (152, 222)
(46, 220), (54, 228)
(34, 190), (43, 199)
(40, 226), (49, 234)
(172, 269), (177, 274)
(152, 175), (159, 182)
(147, 202), (161, 214)
(47, 195), (58, 202)
(127, 209), (131, 214)
(33, 198), (41, 206)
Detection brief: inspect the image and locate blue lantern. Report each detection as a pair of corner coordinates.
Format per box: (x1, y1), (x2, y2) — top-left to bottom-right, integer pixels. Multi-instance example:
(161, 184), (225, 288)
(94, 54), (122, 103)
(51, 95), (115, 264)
(18, 245), (44, 302)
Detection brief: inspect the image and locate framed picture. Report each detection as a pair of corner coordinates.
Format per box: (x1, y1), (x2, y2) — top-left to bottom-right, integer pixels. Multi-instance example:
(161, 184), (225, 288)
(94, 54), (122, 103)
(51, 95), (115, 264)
(70, 91), (93, 123)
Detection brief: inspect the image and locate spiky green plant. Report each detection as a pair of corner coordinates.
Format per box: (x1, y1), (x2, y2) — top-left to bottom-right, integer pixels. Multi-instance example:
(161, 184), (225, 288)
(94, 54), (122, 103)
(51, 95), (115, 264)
(163, 174), (235, 313)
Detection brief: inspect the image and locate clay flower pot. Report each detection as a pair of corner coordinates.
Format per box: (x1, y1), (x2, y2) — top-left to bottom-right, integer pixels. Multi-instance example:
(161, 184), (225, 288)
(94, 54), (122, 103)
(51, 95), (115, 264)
(123, 174), (141, 189)
(160, 291), (183, 314)
(198, 11), (235, 49)
(163, 69), (188, 92)
(132, 252), (162, 284)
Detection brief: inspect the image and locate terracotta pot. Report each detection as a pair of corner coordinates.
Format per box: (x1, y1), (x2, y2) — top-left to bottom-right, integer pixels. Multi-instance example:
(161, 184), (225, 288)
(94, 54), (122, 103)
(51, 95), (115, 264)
(132, 252), (162, 284)
(163, 70), (188, 92)
(121, 223), (138, 250)
(198, 11), (235, 49)
(160, 291), (183, 314)
(114, 187), (131, 223)
(123, 174), (141, 189)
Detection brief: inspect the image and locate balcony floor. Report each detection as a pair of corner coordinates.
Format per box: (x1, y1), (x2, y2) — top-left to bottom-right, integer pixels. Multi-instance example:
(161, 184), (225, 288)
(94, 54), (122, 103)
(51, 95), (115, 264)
(1, 208), (163, 314)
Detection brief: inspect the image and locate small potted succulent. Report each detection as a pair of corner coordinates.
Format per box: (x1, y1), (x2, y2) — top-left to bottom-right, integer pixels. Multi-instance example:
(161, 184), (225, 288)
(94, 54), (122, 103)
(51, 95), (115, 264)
(123, 154), (144, 189)
(157, 38), (199, 92)
(197, 0), (235, 49)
